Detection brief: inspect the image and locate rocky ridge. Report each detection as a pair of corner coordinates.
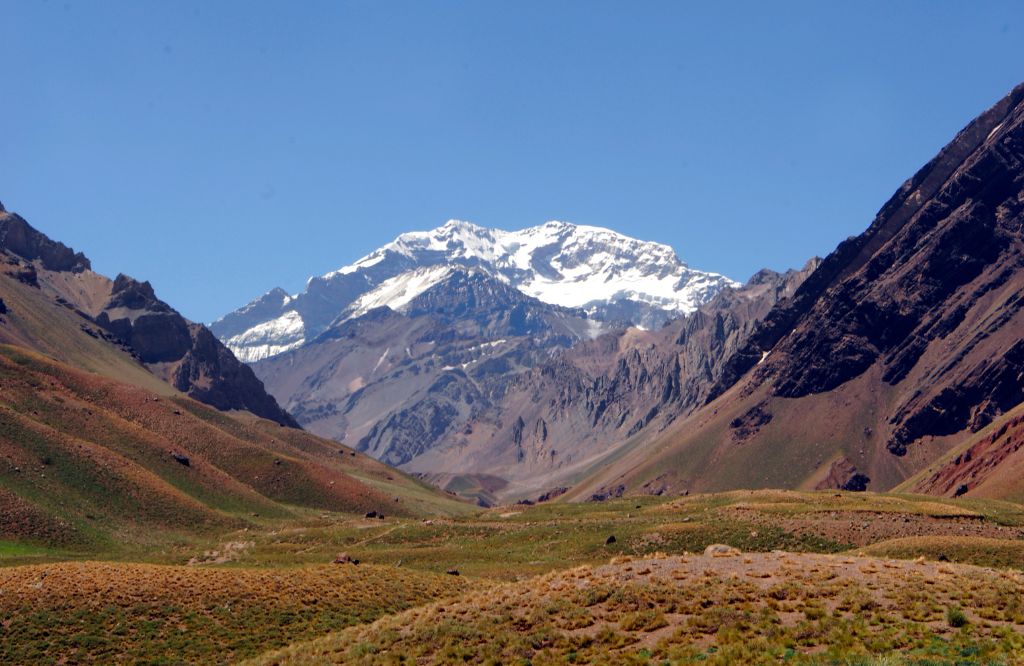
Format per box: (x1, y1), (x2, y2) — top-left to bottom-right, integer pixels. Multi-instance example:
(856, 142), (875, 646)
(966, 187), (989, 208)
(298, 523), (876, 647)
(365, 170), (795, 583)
(0, 208), (298, 426)
(738, 81), (1024, 457)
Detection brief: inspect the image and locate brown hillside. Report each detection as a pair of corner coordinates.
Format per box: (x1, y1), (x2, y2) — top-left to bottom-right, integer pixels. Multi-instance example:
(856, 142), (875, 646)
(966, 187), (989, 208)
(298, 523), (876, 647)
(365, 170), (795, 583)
(0, 344), (465, 551)
(900, 404), (1024, 503)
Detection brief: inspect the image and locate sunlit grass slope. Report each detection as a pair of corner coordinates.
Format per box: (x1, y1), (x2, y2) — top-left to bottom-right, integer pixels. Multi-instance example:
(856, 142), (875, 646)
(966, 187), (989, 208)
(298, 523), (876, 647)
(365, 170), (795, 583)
(0, 344), (469, 558)
(0, 561), (471, 664)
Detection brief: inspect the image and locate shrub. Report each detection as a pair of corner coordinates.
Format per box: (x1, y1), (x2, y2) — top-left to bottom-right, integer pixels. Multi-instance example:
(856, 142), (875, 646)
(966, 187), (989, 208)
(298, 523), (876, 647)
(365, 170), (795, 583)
(946, 606), (968, 628)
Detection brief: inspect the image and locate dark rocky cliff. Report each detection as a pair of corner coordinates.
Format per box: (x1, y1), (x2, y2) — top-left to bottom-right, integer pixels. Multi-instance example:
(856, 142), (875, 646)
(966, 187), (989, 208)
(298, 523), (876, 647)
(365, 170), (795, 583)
(0, 212), (91, 273)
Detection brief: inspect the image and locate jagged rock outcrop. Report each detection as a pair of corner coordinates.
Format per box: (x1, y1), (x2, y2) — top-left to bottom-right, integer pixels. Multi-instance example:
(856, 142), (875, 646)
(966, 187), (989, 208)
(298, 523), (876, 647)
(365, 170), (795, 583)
(96, 275), (193, 363)
(96, 274), (299, 427)
(0, 212), (91, 272)
(815, 458), (871, 492)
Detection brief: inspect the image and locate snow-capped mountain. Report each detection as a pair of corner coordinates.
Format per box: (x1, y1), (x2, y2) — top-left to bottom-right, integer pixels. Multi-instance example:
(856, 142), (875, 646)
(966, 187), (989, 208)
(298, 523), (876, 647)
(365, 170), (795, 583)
(211, 220), (738, 362)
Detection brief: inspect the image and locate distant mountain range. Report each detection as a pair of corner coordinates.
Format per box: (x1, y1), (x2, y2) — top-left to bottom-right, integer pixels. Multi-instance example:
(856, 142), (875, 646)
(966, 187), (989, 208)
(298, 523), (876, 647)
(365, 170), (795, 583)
(211, 220), (745, 500)
(211, 220), (738, 363)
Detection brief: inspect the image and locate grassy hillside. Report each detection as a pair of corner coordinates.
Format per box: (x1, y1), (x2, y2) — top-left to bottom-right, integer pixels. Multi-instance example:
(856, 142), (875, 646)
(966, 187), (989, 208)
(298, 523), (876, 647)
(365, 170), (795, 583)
(235, 491), (1024, 665)
(139, 489), (1024, 580)
(0, 344), (470, 559)
(249, 552), (1024, 665)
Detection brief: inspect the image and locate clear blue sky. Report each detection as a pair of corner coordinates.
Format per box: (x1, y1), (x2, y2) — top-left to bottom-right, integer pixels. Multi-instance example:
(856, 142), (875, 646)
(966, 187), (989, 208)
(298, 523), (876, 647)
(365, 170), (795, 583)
(2, 1), (1022, 323)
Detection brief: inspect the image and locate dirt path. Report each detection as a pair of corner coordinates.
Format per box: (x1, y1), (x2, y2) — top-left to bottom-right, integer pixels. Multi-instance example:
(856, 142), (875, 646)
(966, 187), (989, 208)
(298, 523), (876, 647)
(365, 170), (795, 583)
(349, 524), (405, 548)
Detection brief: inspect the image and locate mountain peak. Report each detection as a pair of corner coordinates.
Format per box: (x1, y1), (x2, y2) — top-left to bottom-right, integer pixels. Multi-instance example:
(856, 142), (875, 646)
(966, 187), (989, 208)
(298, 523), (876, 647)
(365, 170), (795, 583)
(214, 219), (738, 361)
(389, 219), (497, 256)
(108, 273), (168, 312)
(441, 218), (485, 232)
(261, 286), (292, 305)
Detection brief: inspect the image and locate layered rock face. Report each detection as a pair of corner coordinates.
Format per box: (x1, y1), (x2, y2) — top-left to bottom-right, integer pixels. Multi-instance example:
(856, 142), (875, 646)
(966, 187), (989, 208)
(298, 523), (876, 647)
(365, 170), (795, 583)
(565, 81), (1024, 502)
(0, 213), (90, 273)
(0, 208), (298, 427)
(909, 408), (1024, 500)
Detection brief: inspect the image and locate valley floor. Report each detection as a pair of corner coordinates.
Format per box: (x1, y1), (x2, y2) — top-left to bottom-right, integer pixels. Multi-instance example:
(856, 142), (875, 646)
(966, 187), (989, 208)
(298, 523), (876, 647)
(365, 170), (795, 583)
(3, 490), (1024, 664)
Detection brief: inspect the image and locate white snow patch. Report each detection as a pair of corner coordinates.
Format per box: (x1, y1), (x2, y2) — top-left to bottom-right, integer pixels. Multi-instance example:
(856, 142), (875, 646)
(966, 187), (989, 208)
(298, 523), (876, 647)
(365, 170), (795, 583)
(583, 318), (606, 340)
(344, 266), (456, 320)
(323, 219), (739, 316)
(371, 348), (390, 375)
(225, 311), (305, 363)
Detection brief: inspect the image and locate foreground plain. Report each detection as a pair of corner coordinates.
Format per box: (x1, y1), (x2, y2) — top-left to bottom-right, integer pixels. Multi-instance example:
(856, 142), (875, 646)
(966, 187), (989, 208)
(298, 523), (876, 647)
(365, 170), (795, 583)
(4, 491), (1024, 664)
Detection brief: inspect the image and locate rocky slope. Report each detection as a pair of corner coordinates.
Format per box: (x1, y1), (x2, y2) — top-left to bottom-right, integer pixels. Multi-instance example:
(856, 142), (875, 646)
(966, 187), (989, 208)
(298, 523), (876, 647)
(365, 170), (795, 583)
(213, 220), (737, 362)
(0, 209), (297, 426)
(402, 262), (818, 500)
(251, 268), (614, 470)
(253, 261), (814, 502)
(719, 80), (1024, 455)
(900, 403), (1024, 503)
(570, 81), (1024, 501)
